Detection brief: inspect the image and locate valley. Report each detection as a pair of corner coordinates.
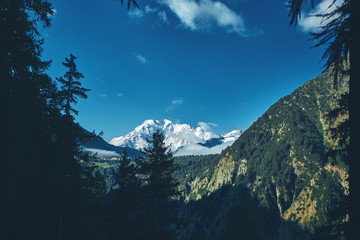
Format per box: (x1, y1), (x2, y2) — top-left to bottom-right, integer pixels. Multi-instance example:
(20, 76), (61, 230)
(83, 65), (349, 239)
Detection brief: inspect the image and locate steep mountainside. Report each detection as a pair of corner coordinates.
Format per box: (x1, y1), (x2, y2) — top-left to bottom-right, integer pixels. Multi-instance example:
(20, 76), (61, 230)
(80, 130), (142, 159)
(181, 67), (349, 239)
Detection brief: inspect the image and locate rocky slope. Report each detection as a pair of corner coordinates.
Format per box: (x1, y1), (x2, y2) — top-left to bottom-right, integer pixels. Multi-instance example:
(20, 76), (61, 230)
(179, 67), (349, 239)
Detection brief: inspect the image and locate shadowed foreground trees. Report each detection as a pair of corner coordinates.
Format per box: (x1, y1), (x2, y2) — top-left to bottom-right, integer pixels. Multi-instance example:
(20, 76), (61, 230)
(0, 1), (99, 239)
(0, 0), (353, 239)
(0, 1), (180, 239)
(101, 131), (181, 240)
(137, 130), (181, 239)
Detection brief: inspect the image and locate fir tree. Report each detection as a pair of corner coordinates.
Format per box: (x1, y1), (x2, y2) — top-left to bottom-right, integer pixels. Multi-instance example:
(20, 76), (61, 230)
(137, 130), (180, 239)
(0, 0), (57, 238)
(287, 0), (350, 80)
(287, 1), (352, 237)
(104, 151), (142, 239)
(116, 151), (138, 190)
(56, 54), (90, 118)
(0, 2), (99, 238)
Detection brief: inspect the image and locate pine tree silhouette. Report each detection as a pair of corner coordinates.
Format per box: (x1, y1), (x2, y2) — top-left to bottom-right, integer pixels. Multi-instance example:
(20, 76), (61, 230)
(56, 54), (90, 118)
(137, 130), (180, 239)
(0, 2), (99, 239)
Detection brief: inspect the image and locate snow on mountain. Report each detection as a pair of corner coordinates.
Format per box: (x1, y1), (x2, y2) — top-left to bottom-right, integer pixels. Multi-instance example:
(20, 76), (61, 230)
(174, 128), (244, 156)
(221, 129), (243, 142)
(109, 119), (244, 156)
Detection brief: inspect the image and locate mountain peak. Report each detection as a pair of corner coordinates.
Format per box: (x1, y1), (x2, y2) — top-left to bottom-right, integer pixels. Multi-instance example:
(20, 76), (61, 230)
(109, 119), (244, 155)
(144, 119), (156, 125)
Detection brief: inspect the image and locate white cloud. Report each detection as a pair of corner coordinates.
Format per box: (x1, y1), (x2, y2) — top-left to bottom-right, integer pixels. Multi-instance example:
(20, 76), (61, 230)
(134, 53), (147, 64)
(166, 105), (175, 112)
(117, 92), (124, 97)
(83, 148), (120, 158)
(158, 0), (248, 36)
(174, 140), (232, 156)
(145, 5), (158, 13)
(172, 97), (184, 105)
(166, 97), (184, 111)
(299, 0), (343, 33)
(128, 8), (144, 19)
(197, 122), (217, 132)
(99, 93), (107, 97)
(158, 11), (170, 24)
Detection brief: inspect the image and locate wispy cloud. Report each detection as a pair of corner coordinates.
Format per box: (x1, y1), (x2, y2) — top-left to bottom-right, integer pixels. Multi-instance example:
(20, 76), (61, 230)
(172, 97), (184, 105)
(134, 53), (147, 64)
(197, 122), (217, 132)
(145, 5), (158, 13)
(83, 148), (120, 158)
(117, 92), (124, 97)
(98, 93), (107, 97)
(128, 8), (144, 19)
(158, 0), (254, 36)
(174, 140), (233, 156)
(298, 0), (343, 33)
(158, 11), (170, 24)
(166, 97), (184, 111)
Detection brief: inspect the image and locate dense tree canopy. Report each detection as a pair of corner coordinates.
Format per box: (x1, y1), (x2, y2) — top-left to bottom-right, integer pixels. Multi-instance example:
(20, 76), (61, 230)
(0, 1), (99, 239)
(137, 130), (181, 239)
(0, 0), (354, 239)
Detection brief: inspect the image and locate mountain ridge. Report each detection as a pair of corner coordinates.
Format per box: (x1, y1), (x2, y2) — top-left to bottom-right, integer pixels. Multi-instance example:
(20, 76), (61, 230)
(177, 66), (349, 238)
(109, 119), (244, 156)
(80, 129), (143, 159)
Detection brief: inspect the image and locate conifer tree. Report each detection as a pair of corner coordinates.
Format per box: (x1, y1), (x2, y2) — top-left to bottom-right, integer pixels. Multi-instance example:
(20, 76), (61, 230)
(287, 0), (350, 79)
(0, 0), (57, 238)
(137, 130), (180, 239)
(104, 151), (142, 239)
(0, 2), (99, 238)
(116, 151), (138, 190)
(56, 54), (90, 118)
(287, 1), (352, 237)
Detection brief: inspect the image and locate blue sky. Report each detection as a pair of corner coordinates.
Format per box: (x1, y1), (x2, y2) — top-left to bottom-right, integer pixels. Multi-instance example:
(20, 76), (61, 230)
(42, 0), (331, 142)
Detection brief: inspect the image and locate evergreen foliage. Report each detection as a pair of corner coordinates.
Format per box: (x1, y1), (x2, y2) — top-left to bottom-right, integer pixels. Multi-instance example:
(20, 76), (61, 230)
(101, 151), (143, 239)
(56, 54), (90, 118)
(180, 67), (349, 239)
(97, 131), (182, 239)
(287, 0), (350, 80)
(0, 0), (351, 239)
(138, 130), (180, 202)
(116, 151), (139, 190)
(287, 1), (352, 234)
(0, 1), (100, 239)
(174, 154), (219, 196)
(136, 130), (181, 239)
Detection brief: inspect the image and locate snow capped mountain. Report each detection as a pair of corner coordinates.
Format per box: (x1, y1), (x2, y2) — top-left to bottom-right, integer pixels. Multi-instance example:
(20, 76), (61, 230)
(175, 128), (244, 156)
(109, 119), (244, 156)
(221, 129), (243, 142)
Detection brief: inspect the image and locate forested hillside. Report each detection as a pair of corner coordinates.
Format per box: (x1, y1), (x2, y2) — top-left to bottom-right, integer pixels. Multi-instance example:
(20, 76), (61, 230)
(179, 66), (349, 239)
(1, 0), (351, 239)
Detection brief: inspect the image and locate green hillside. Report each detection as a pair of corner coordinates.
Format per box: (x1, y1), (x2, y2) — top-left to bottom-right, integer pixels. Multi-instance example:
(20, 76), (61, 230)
(180, 67), (349, 239)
